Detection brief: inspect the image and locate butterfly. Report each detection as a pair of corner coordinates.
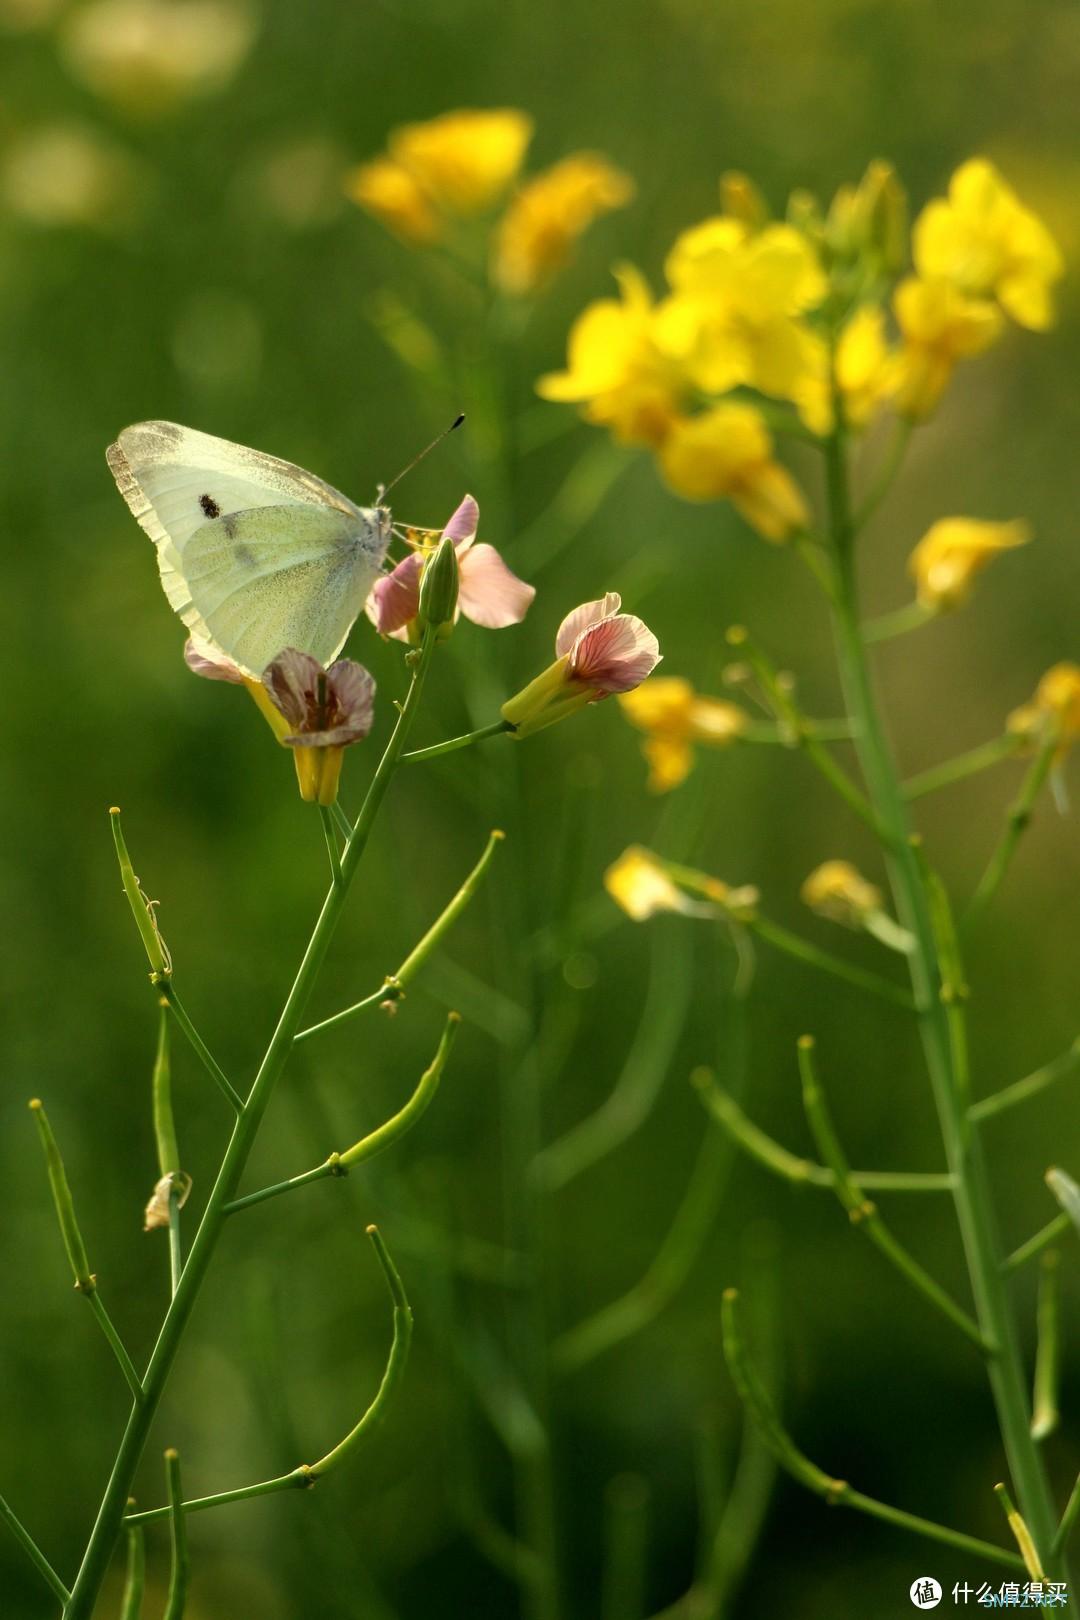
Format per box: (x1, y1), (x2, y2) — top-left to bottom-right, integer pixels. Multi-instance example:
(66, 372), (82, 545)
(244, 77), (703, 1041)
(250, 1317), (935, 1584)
(107, 420), (393, 678)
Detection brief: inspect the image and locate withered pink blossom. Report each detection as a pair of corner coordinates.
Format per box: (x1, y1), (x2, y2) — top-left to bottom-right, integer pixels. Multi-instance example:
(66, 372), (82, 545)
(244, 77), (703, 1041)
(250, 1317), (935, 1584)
(262, 648), (377, 805)
(555, 593), (661, 694)
(368, 495), (535, 639)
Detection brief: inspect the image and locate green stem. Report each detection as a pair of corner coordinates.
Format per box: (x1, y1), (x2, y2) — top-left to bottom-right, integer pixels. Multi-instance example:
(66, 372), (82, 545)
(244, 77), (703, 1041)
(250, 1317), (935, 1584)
(163, 1451), (188, 1620)
(854, 416), (913, 529)
(902, 734), (1021, 800)
(167, 1191), (182, 1297)
(125, 1472), (306, 1526)
(821, 409), (1066, 1585)
(970, 1039), (1080, 1124)
(160, 986), (244, 1114)
(1031, 1251), (1060, 1441)
(995, 1481), (1046, 1580)
(796, 1036), (985, 1349)
(1054, 1475), (1080, 1558)
(402, 718), (513, 762)
(0, 1493), (70, 1605)
(601, 1477), (650, 1620)
(553, 1123), (730, 1373)
(1002, 1215), (1072, 1274)
(224, 1157), (344, 1216)
(727, 626), (881, 834)
(119, 1514), (144, 1620)
(63, 633), (439, 1620)
(151, 1000), (179, 1177)
(966, 740), (1057, 922)
(319, 806), (342, 887)
(750, 916), (914, 1009)
(721, 1288), (1022, 1571)
(88, 1293), (143, 1402)
(695, 1070), (954, 1192)
(295, 829), (503, 1043)
(861, 598), (933, 645)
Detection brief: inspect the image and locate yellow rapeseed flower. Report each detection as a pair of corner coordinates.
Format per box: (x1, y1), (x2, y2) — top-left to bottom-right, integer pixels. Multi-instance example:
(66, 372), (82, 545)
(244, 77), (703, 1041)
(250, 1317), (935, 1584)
(661, 218), (826, 399)
(891, 274), (1002, 419)
(618, 676), (748, 791)
(656, 402), (810, 541)
(388, 108), (532, 216)
(913, 158), (1063, 330)
(344, 155), (440, 243)
(537, 266), (689, 447)
(795, 305), (896, 436)
(604, 846), (692, 920)
(1008, 664), (1080, 758)
(801, 860), (882, 927)
(492, 153), (634, 295)
(908, 517), (1032, 611)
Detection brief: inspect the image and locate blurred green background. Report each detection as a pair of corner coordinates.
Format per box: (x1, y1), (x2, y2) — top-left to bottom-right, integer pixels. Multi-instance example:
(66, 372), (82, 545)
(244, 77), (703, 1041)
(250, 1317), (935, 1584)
(3, 1), (1080, 1616)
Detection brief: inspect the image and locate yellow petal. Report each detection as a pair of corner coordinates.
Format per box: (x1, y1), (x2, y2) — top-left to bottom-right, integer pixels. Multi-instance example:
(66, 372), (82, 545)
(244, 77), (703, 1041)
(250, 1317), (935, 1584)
(604, 846), (690, 919)
(390, 107), (532, 215)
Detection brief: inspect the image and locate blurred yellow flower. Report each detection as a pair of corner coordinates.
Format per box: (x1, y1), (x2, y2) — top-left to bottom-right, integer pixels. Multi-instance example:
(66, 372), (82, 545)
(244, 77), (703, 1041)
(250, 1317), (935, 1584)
(388, 108), (532, 216)
(1008, 664), (1080, 757)
(604, 846), (692, 920)
(345, 155), (440, 244)
(657, 402), (810, 540)
(891, 274), (1002, 419)
(537, 266), (688, 447)
(1, 123), (143, 229)
(801, 860), (882, 927)
(618, 676), (748, 791)
(492, 153), (634, 295)
(913, 158), (1063, 331)
(795, 305), (895, 435)
(908, 517), (1031, 611)
(61, 0), (257, 116)
(661, 219), (825, 399)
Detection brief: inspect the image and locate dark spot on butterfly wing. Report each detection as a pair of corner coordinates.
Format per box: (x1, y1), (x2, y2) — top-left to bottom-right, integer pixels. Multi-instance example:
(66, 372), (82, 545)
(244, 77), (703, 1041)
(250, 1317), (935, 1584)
(199, 494), (220, 518)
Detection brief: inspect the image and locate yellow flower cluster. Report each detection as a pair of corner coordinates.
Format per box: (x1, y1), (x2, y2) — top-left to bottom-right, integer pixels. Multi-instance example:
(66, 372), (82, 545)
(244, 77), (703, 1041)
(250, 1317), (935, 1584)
(346, 108), (632, 297)
(618, 676), (748, 791)
(539, 158), (1061, 537)
(604, 847), (759, 923)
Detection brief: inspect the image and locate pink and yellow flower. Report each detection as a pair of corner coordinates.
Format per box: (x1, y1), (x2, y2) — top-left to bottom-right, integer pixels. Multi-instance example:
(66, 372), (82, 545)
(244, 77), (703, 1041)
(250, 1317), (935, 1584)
(502, 592), (661, 737)
(263, 648), (376, 806)
(368, 496), (534, 641)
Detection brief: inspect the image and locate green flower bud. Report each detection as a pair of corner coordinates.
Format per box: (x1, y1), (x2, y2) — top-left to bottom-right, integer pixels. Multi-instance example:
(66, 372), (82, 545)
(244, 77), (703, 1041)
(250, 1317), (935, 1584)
(418, 536), (460, 633)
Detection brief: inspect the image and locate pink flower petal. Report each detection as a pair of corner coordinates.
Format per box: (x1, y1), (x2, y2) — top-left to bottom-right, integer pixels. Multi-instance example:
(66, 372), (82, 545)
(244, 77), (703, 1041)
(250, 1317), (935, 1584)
(570, 614), (661, 694)
(441, 494), (480, 549)
(263, 647), (324, 730)
(326, 660), (377, 737)
(184, 636), (245, 684)
(368, 551), (424, 636)
(458, 544), (536, 628)
(555, 592), (622, 657)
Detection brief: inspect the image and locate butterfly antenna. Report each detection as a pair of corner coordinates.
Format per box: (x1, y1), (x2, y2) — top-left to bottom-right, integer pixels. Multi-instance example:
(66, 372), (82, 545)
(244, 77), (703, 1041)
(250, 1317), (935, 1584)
(378, 413), (465, 503)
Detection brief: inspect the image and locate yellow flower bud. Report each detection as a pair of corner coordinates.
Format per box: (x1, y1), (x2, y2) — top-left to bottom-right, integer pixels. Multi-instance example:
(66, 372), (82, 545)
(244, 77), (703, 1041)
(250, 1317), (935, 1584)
(908, 518), (1031, 611)
(801, 860), (882, 928)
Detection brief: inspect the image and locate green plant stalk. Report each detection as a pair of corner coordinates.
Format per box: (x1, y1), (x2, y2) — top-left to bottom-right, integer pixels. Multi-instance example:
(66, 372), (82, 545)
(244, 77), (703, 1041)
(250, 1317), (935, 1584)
(967, 740), (1057, 921)
(402, 718), (513, 762)
(151, 1002), (179, 1177)
(119, 1516), (144, 1620)
(721, 1288), (1023, 1571)
(1031, 1251), (1060, 1441)
(601, 1476), (650, 1620)
(1003, 1214), (1072, 1274)
(995, 1481), (1046, 1581)
(318, 806), (342, 886)
(159, 985), (244, 1113)
(796, 1037), (985, 1349)
(63, 631), (439, 1620)
(695, 1070), (955, 1192)
(750, 915), (914, 1009)
(295, 828), (503, 1044)
(971, 1039), (1080, 1123)
(821, 415), (1067, 1586)
(862, 597), (934, 645)
(902, 733), (1022, 800)
(163, 1451), (188, 1620)
(0, 1494), (70, 1605)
